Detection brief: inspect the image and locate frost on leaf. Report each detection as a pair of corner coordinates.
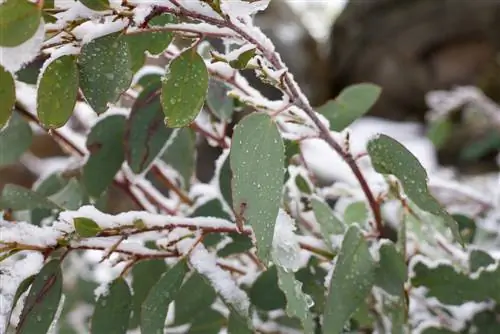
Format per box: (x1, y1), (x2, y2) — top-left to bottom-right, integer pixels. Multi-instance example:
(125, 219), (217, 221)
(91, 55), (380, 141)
(271, 209), (302, 272)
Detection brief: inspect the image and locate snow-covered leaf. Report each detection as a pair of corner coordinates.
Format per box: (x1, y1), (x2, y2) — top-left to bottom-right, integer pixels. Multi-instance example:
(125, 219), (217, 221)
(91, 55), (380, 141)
(161, 48), (208, 128)
(0, 184), (60, 210)
(367, 134), (462, 244)
(126, 14), (177, 73)
(323, 225), (376, 334)
(0, 65), (15, 127)
(125, 82), (174, 174)
(275, 265), (315, 334)
(0, 0), (41, 47)
(231, 113), (284, 262)
(79, 33), (133, 114)
(82, 115), (126, 197)
(73, 217), (101, 237)
(91, 277), (132, 334)
(141, 259), (188, 333)
(318, 83), (381, 131)
(37, 55), (78, 128)
(17, 260), (63, 334)
(0, 114), (32, 166)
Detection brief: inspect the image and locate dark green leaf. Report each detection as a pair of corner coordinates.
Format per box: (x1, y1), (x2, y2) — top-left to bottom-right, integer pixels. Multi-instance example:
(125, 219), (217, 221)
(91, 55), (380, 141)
(375, 242), (407, 296)
(229, 48), (256, 70)
(318, 83), (381, 131)
(219, 153), (233, 207)
(0, 0), (41, 47)
(79, 33), (133, 114)
(311, 198), (344, 251)
(17, 260), (63, 334)
(31, 173), (69, 225)
(48, 178), (84, 210)
(16, 54), (47, 85)
(295, 257), (328, 314)
(74, 217), (101, 237)
(249, 266), (286, 311)
(173, 271), (217, 325)
(0, 184), (60, 210)
(470, 249), (495, 273)
(129, 259), (167, 328)
(0, 65), (15, 127)
(79, 0), (110, 11)
(82, 115), (126, 197)
(367, 134), (462, 244)
(91, 277), (132, 334)
(275, 265), (315, 334)
(453, 214), (476, 244)
(217, 233), (253, 257)
(207, 79), (234, 122)
(125, 14), (177, 72)
(0, 113), (33, 166)
(427, 118), (452, 149)
(231, 113), (284, 261)
(323, 225), (376, 334)
(187, 309), (225, 334)
(295, 174), (312, 194)
(5, 275), (35, 330)
(227, 311), (253, 334)
(125, 82), (174, 173)
(161, 48), (209, 127)
(162, 127), (195, 188)
(37, 55), (78, 128)
(460, 129), (500, 162)
(141, 259), (188, 333)
(191, 198), (230, 220)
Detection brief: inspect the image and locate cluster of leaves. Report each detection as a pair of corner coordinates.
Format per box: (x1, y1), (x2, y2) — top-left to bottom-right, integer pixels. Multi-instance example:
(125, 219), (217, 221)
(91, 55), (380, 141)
(1, 1), (500, 334)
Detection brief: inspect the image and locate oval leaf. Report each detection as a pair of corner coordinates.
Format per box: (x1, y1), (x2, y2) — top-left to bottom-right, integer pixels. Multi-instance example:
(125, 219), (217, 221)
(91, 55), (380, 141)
(17, 260), (63, 334)
(0, 0), (41, 47)
(74, 217), (101, 237)
(125, 82), (174, 173)
(0, 114), (33, 166)
(0, 184), (60, 210)
(141, 259), (188, 333)
(82, 115), (126, 197)
(91, 278), (132, 334)
(0, 65), (15, 127)
(37, 55), (78, 128)
(323, 225), (376, 334)
(367, 134), (462, 244)
(231, 113), (285, 262)
(318, 83), (381, 132)
(79, 33), (133, 114)
(161, 48), (208, 128)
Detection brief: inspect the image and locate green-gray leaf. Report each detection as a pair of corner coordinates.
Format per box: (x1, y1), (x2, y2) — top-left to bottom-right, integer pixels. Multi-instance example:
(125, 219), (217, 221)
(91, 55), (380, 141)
(275, 265), (315, 334)
(0, 113), (33, 166)
(37, 55), (78, 128)
(161, 127), (196, 188)
(141, 259), (188, 333)
(48, 178), (84, 210)
(82, 115), (126, 197)
(126, 82), (174, 173)
(231, 113), (284, 262)
(367, 134), (462, 244)
(91, 277), (132, 334)
(249, 266), (286, 311)
(79, 33), (133, 114)
(0, 184), (60, 210)
(0, 65), (15, 127)
(161, 48), (208, 128)
(311, 198), (345, 251)
(344, 201), (368, 226)
(323, 225), (376, 334)
(318, 83), (381, 131)
(375, 242), (407, 297)
(207, 79), (234, 122)
(17, 260), (63, 334)
(0, 0), (41, 47)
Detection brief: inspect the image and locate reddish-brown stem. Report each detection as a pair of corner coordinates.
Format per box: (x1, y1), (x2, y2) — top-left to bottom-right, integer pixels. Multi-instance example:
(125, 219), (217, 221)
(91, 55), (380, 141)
(150, 165), (194, 205)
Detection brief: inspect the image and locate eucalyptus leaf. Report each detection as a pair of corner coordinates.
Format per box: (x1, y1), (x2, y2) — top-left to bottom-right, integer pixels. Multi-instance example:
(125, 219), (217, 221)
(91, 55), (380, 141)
(249, 266), (286, 311)
(79, 0), (110, 11)
(311, 198), (345, 251)
(161, 127), (195, 188)
(0, 184), (60, 210)
(0, 0), (41, 47)
(74, 217), (101, 237)
(375, 242), (407, 297)
(0, 65), (15, 127)
(48, 178), (84, 210)
(231, 113), (284, 261)
(0, 114), (33, 166)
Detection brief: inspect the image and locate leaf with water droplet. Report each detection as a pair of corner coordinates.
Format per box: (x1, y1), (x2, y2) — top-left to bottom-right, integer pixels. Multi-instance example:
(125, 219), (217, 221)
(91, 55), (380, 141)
(37, 55), (78, 128)
(79, 0), (110, 11)
(275, 265), (315, 334)
(91, 277), (132, 334)
(17, 260), (63, 334)
(74, 217), (101, 237)
(0, 65), (15, 127)
(161, 48), (208, 128)
(82, 115), (126, 197)
(0, 184), (60, 210)
(323, 225), (376, 334)
(125, 14), (177, 73)
(0, 113), (33, 166)
(79, 33), (133, 114)
(141, 259), (188, 333)
(0, 0), (41, 47)
(318, 83), (381, 131)
(367, 134), (462, 244)
(231, 113), (285, 262)
(126, 81), (174, 173)
(311, 198), (344, 251)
